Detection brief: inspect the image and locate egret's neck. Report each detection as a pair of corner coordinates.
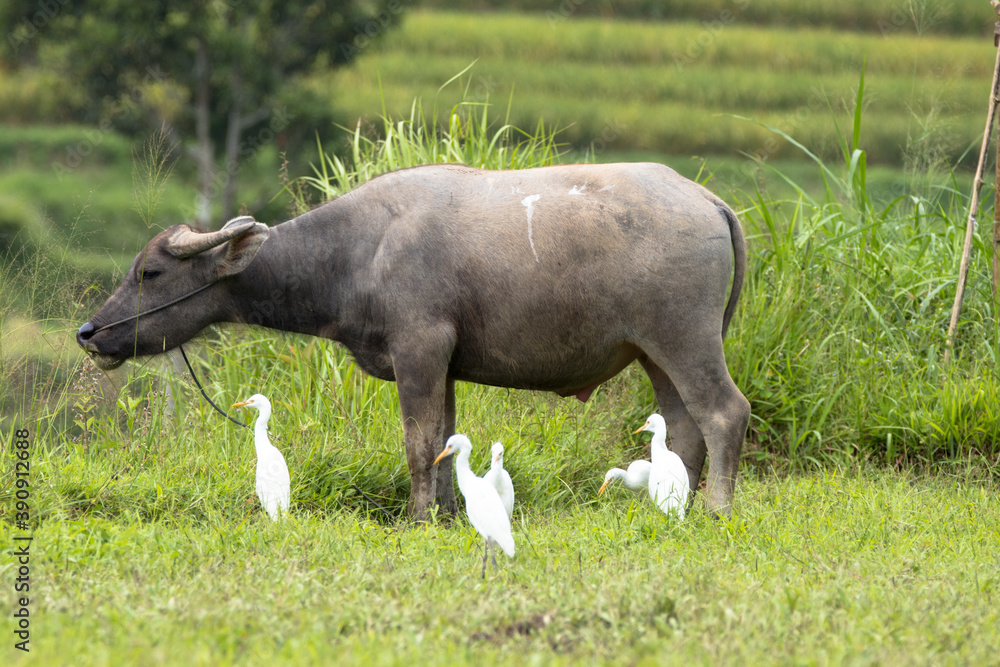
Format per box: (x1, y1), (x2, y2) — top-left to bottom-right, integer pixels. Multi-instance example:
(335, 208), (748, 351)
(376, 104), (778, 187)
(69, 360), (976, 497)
(253, 409), (271, 449)
(649, 429), (669, 461)
(453, 447), (475, 490)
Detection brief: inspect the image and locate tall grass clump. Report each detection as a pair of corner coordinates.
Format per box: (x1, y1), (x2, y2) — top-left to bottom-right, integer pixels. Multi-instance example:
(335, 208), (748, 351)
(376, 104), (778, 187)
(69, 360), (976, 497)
(0, 192), (123, 433)
(729, 71), (1000, 472)
(299, 78), (563, 204)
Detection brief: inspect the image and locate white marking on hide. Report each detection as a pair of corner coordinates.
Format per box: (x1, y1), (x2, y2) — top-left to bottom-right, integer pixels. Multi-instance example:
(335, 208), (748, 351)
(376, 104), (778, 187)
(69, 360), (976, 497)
(600, 185), (614, 192)
(521, 194), (542, 262)
(569, 185), (586, 196)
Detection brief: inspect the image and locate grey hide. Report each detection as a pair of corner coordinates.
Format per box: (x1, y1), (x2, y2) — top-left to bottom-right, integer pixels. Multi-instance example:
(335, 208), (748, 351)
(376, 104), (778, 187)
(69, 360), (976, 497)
(77, 162), (751, 519)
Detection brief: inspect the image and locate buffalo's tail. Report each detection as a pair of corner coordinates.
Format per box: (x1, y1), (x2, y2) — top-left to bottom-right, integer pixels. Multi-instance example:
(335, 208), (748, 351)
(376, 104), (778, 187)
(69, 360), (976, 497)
(719, 204), (746, 339)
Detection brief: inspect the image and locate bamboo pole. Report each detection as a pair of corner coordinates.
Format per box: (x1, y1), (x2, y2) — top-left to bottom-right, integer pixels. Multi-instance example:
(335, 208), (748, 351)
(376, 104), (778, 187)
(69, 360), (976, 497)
(994, 103), (1000, 306)
(943, 20), (1000, 365)
(994, 5), (1000, 309)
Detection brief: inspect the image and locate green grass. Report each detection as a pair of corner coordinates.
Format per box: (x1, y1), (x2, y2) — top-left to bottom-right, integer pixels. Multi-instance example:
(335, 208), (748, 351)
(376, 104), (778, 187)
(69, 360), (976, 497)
(298, 92), (562, 202)
(5, 457), (999, 664)
(5, 325), (1000, 663)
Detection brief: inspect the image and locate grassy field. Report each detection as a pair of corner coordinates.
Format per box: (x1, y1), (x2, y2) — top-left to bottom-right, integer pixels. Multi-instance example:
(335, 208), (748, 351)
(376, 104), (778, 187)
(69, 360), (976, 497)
(5, 463), (999, 665)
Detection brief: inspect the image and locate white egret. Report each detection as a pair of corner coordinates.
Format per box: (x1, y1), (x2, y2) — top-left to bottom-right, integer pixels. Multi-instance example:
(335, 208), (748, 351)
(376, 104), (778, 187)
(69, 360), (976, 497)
(598, 459), (652, 495)
(232, 394), (290, 521)
(433, 434), (514, 577)
(634, 414), (690, 520)
(482, 442), (515, 520)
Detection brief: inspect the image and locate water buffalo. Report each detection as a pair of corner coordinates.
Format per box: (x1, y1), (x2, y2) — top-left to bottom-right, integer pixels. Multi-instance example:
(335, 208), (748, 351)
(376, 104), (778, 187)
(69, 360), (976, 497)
(77, 162), (750, 519)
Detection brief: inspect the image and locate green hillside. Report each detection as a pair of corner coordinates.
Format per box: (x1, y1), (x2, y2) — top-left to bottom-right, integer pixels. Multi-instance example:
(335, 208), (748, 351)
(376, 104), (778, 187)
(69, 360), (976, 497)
(313, 9), (994, 170)
(419, 0), (995, 35)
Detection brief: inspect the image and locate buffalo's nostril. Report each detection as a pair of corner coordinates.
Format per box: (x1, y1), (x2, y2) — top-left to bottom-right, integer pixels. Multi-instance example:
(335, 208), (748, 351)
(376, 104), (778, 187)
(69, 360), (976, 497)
(77, 322), (95, 347)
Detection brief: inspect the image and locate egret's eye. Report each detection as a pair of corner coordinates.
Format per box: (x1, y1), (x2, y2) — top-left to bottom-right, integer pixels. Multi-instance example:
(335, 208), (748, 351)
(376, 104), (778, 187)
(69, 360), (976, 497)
(140, 269), (161, 281)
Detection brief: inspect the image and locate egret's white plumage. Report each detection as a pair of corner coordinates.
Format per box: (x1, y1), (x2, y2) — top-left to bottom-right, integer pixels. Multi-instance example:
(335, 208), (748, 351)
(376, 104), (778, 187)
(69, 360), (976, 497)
(598, 459), (652, 495)
(433, 434), (514, 577)
(482, 442), (514, 520)
(232, 394), (290, 521)
(634, 414), (690, 520)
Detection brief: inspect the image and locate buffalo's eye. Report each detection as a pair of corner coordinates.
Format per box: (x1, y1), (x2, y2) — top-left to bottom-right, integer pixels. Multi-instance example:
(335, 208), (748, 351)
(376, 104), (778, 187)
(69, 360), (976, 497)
(140, 269), (162, 281)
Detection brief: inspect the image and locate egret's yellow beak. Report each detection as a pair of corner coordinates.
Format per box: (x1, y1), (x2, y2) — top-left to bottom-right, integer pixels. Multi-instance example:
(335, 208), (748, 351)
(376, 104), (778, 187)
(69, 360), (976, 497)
(633, 421), (650, 435)
(598, 480), (612, 496)
(432, 447), (453, 466)
(232, 400), (250, 408)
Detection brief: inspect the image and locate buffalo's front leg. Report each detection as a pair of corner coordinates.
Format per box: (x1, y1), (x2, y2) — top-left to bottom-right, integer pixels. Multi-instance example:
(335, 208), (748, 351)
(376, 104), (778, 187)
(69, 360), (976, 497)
(392, 329), (457, 520)
(436, 378), (457, 511)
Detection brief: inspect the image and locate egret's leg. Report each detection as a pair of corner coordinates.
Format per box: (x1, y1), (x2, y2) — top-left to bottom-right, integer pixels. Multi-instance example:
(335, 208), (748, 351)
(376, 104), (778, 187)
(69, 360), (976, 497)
(490, 541), (499, 573)
(481, 539), (489, 579)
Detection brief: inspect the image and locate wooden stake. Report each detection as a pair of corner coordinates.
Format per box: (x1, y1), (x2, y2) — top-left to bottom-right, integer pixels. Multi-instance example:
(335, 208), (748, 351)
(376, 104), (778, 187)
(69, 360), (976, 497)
(943, 21), (1000, 364)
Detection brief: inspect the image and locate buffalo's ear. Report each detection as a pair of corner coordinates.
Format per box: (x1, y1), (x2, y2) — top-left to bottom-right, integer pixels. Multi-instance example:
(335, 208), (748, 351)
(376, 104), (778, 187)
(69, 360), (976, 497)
(210, 217), (270, 281)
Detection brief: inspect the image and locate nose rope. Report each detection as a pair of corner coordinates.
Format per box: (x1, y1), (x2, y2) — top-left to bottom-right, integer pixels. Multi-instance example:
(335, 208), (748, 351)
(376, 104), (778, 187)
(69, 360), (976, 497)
(84, 281), (397, 521)
(177, 344), (249, 429)
(89, 283), (214, 335)
(177, 346), (396, 522)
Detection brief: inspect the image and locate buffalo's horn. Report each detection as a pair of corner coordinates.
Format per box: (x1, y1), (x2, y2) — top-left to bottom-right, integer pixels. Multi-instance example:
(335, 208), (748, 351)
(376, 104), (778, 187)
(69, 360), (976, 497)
(165, 217), (259, 259)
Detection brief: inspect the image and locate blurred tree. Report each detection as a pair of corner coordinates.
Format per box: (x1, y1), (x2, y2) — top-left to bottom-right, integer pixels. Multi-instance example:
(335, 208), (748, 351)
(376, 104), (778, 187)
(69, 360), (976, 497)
(1, 0), (400, 226)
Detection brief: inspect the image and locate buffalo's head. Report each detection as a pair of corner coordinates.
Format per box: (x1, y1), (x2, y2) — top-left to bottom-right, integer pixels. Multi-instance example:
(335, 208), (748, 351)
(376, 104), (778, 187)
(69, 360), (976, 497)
(77, 216), (269, 369)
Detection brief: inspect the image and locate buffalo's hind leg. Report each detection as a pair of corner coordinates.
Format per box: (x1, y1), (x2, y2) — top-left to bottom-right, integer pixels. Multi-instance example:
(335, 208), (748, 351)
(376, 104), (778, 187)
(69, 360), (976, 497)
(639, 336), (750, 518)
(638, 355), (707, 499)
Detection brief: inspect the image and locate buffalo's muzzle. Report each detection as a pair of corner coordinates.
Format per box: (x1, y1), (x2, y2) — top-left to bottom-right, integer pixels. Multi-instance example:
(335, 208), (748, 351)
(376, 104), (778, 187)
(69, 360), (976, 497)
(76, 321), (96, 350)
